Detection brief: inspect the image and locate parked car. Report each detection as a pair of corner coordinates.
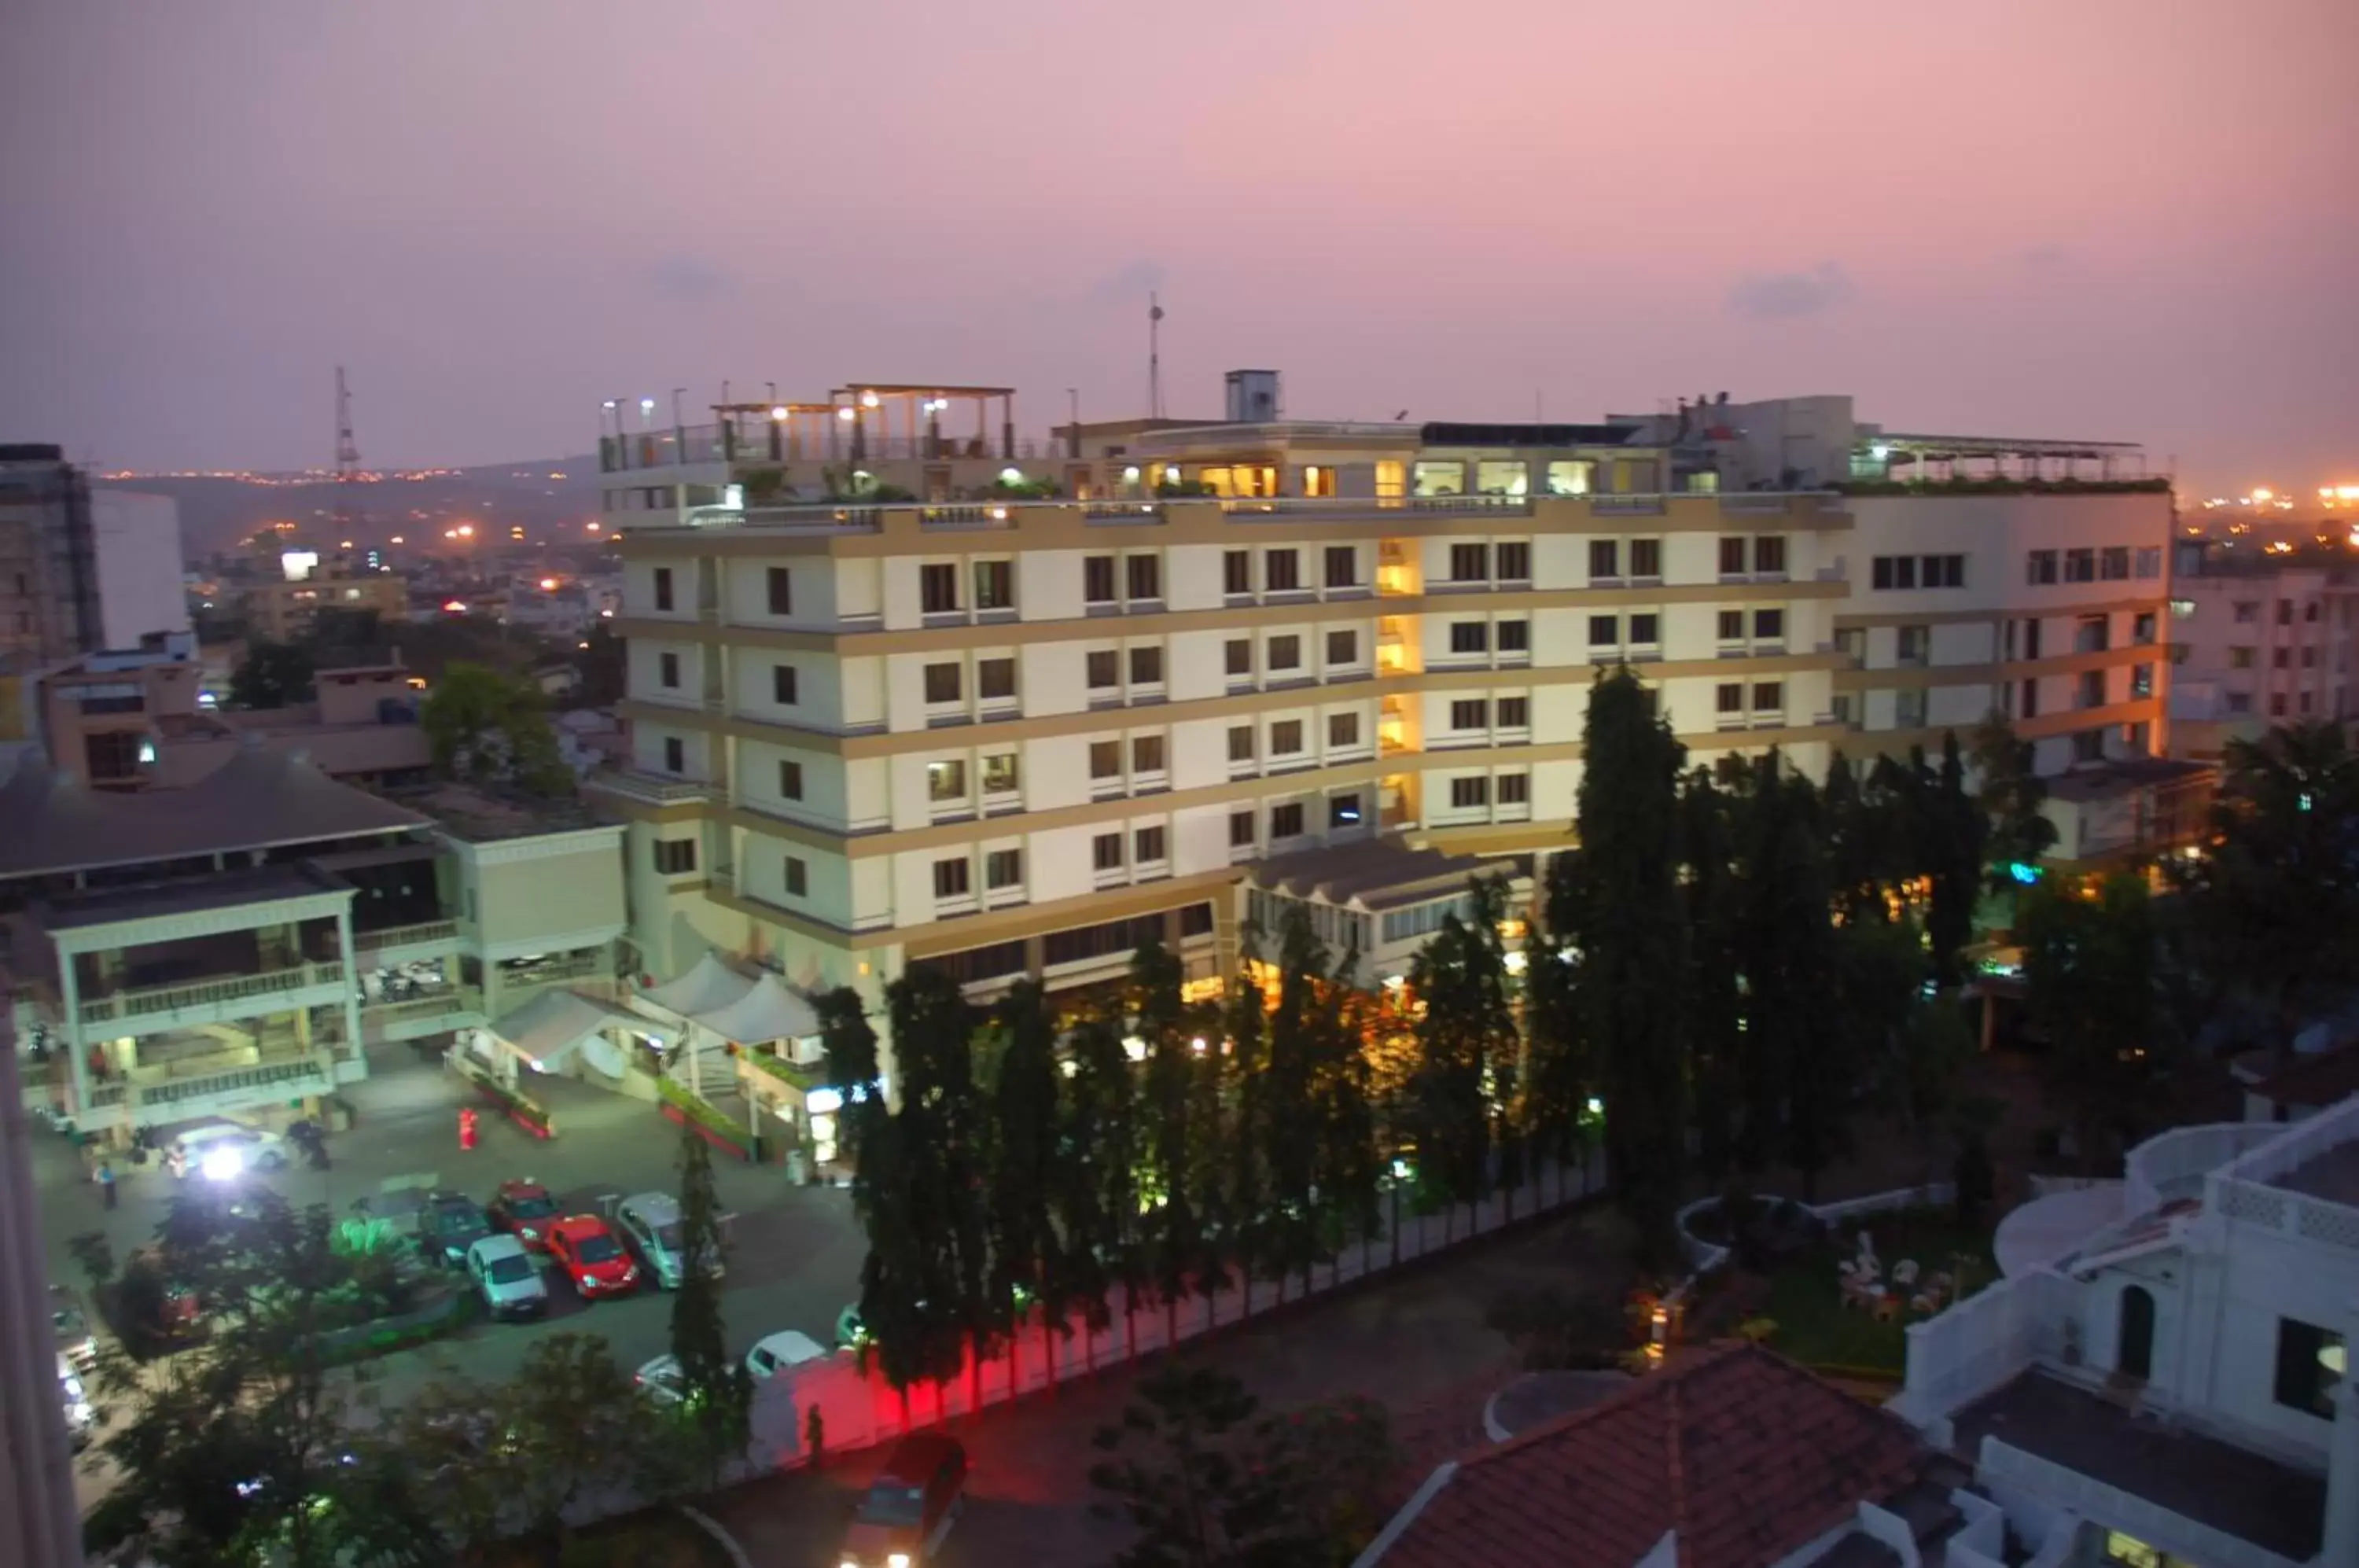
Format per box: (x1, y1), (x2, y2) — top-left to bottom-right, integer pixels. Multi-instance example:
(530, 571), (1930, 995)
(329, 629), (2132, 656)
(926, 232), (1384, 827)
(613, 1192), (720, 1290)
(417, 1191), (492, 1267)
(485, 1180), (561, 1253)
(631, 1353), (694, 1408)
(744, 1329), (827, 1382)
(545, 1215), (639, 1299)
(839, 1431), (968, 1566)
(50, 1285), (97, 1371)
(58, 1354), (94, 1451)
(167, 1120), (289, 1180)
(463, 1235), (549, 1320)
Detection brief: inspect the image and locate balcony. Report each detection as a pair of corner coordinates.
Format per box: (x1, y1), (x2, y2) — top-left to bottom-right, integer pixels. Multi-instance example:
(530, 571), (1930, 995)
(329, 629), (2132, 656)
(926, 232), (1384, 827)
(352, 920), (462, 965)
(79, 961), (348, 1032)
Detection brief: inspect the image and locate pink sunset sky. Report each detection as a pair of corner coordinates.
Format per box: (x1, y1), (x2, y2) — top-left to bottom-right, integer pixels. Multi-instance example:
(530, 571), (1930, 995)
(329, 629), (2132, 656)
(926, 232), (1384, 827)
(3, 0), (2353, 495)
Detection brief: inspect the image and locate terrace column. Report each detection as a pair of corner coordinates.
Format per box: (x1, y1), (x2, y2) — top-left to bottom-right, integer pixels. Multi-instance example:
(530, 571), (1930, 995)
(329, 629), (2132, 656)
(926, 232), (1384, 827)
(2327, 1341), (2359, 1568)
(1002, 394), (1016, 462)
(60, 960), (89, 1117)
(335, 901), (362, 1077)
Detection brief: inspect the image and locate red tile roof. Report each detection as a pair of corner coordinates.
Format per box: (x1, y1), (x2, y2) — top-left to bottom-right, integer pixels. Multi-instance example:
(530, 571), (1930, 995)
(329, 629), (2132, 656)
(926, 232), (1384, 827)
(1360, 1344), (1927, 1568)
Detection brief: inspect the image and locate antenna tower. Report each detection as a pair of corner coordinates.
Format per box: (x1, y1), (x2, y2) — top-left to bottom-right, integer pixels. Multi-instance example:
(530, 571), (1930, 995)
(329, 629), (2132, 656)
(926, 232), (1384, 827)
(333, 366), (361, 543)
(1147, 293), (1165, 419)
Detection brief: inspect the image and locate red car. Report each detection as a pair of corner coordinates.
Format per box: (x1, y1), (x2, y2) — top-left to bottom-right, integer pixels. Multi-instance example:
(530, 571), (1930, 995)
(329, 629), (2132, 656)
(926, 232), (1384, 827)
(485, 1180), (561, 1253)
(545, 1214), (639, 1299)
(840, 1432), (966, 1566)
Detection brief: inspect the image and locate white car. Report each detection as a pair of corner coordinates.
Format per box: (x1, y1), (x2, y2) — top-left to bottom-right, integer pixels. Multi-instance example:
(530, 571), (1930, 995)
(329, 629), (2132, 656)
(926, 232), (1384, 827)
(613, 1192), (721, 1290)
(167, 1121), (289, 1181)
(745, 1329), (828, 1382)
(59, 1353), (93, 1450)
(464, 1235), (549, 1320)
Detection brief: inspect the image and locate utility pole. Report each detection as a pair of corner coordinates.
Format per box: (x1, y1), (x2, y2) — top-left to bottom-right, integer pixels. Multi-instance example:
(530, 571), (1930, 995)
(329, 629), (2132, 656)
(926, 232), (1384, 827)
(333, 366), (360, 549)
(1148, 293), (1165, 419)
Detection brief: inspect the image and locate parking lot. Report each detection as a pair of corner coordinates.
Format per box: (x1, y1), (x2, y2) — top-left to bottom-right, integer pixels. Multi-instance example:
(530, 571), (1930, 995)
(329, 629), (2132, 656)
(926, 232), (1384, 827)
(31, 1046), (868, 1507)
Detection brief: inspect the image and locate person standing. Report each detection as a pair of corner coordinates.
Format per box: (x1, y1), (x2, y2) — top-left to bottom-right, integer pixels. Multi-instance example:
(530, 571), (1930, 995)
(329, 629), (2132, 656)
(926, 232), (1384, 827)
(97, 1159), (116, 1210)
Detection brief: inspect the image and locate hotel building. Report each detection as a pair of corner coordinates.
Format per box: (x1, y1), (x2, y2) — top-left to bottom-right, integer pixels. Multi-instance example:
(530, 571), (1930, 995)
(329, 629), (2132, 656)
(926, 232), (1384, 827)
(587, 380), (2174, 1025)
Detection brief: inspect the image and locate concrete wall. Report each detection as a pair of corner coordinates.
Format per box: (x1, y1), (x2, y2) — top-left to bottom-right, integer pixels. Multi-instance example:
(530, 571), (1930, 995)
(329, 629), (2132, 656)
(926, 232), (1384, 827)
(90, 491), (188, 650)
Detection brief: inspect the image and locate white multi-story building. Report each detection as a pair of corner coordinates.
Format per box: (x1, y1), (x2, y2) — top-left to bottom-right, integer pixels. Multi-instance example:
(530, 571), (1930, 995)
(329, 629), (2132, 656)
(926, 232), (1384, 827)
(587, 382), (2173, 1025)
(2166, 543), (2359, 762)
(1893, 1097), (2359, 1568)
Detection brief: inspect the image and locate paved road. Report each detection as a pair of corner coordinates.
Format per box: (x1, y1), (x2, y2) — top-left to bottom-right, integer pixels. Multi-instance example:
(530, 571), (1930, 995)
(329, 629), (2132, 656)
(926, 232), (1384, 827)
(31, 1048), (867, 1513)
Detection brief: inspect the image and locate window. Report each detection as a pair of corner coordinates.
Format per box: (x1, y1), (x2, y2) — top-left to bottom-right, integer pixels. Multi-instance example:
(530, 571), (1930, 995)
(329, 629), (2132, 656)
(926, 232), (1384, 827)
(1546, 460), (1592, 495)
(1328, 712), (1360, 747)
(772, 664), (798, 705)
(1122, 554), (1161, 602)
(1090, 741), (1121, 778)
(1092, 832), (1124, 871)
(1589, 539), (1621, 580)
(653, 567), (675, 611)
(1496, 696), (1528, 727)
(2023, 619), (2044, 660)
(1412, 460), (1464, 496)
(1449, 543), (1489, 582)
(2278, 599), (2295, 626)
(1872, 555), (1918, 591)
(1754, 608), (1785, 640)
(1497, 772), (1529, 804)
(1452, 622), (1489, 653)
(1225, 639), (1253, 676)
(779, 760), (804, 799)
(1476, 459), (1527, 495)
(2100, 547), (2130, 581)
(1129, 645), (1164, 684)
(663, 736), (685, 773)
(1266, 635), (1301, 671)
(2074, 728), (2106, 763)
(2230, 646), (2257, 669)
(1228, 725), (1255, 762)
(1495, 541), (1530, 581)
(1264, 549), (1301, 592)
(2304, 646), (2320, 668)
(659, 652), (680, 687)
(977, 657), (1016, 700)
(2274, 646), (2291, 670)
(1087, 650), (1119, 688)
(1753, 681), (1784, 711)
(2233, 600), (2260, 623)
(1719, 537), (1748, 575)
(2066, 548), (2096, 583)
(1628, 538), (1662, 579)
(2026, 550), (2058, 586)
(785, 856), (808, 897)
(928, 759), (967, 801)
(1269, 801), (1305, 838)
(985, 848), (1021, 889)
(1923, 554), (1966, 588)
(1330, 793), (1363, 827)
(975, 559), (1013, 610)
(2307, 599), (2323, 624)
(1717, 609), (1745, 641)
(1224, 550), (1252, 594)
(767, 566), (793, 615)
(1132, 734), (1165, 772)
(1323, 546), (1358, 588)
(2131, 664), (2155, 698)
(1134, 826), (1166, 863)
(653, 839), (697, 874)
(1588, 614), (1619, 647)
(1450, 776), (1490, 809)
(2226, 690), (2251, 715)
(1271, 720), (1305, 755)
(933, 857), (971, 898)
(981, 752), (1018, 793)
(2271, 693), (2289, 718)
(1451, 699), (1489, 731)
(1897, 625), (1929, 664)
(1754, 536), (1786, 574)
(1496, 620), (1529, 653)
(1717, 683), (1744, 714)
(2022, 678), (2041, 718)
(1326, 629), (1359, 665)
(1628, 613), (1659, 644)
(1083, 555), (1116, 603)
(2134, 546), (2162, 579)
(2275, 1316), (2350, 1418)
(2133, 612), (2157, 645)
(923, 663), (962, 703)
(920, 562), (960, 613)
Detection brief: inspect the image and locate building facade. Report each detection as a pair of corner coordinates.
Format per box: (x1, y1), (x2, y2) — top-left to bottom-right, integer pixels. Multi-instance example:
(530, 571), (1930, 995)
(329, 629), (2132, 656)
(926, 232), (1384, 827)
(0, 445), (102, 668)
(239, 569), (410, 642)
(2166, 545), (2359, 762)
(586, 385), (2174, 1032)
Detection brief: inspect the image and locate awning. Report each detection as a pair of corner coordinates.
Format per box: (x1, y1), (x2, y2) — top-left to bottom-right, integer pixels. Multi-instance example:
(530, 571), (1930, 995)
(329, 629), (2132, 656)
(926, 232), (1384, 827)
(488, 989), (669, 1073)
(692, 971), (819, 1045)
(636, 952), (755, 1018)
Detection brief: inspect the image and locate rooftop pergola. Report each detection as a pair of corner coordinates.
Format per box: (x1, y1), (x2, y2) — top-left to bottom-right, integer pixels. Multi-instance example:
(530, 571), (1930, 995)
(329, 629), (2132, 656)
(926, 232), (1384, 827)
(1859, 429), (2147, 481)
(712, 385), (1022, 465)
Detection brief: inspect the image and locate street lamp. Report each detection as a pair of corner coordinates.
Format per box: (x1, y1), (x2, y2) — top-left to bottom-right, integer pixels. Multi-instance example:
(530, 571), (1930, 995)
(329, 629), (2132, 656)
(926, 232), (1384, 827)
(639, 396), (657, 430)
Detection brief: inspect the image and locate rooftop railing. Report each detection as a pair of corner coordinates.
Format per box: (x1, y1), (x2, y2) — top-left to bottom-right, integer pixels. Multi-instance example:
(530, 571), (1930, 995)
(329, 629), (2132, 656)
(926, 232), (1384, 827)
(585, 768), (712, 804)
(79, 961), (346, 1025)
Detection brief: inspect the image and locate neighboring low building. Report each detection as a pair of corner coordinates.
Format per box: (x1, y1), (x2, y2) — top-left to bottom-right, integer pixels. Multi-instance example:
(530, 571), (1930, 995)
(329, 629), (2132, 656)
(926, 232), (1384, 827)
(240, 568), (410, 642)
(1893, 1096), (2359, 1568)
(1355, 1343), (1988, 1568)
(0, 745), (626, 1137)
(2039, 756), (2215, 870)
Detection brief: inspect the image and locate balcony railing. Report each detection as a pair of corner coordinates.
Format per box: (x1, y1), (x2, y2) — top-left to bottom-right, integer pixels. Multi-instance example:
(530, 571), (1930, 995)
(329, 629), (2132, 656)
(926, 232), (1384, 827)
(353, 919), (458, 955)
(79, 961), (346, 1025)
(587, 768), (712, 804)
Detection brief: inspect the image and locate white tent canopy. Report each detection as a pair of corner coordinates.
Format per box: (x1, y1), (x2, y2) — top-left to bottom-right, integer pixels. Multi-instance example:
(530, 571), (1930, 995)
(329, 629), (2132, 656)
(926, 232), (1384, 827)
(692, 971), (820, 1045)
(637, 952), (755, 1018)
(488, 988), (667, 1075)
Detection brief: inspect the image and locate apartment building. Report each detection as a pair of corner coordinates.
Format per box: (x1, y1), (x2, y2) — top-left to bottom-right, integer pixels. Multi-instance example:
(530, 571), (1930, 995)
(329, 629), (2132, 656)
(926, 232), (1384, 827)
(1891, 1096), (2359, 1568)
(586, 381), (2173, 1026)
(2166, 543), (2359, 761)
(0, 745), (626, 1138)
(240, 566), (410, 642)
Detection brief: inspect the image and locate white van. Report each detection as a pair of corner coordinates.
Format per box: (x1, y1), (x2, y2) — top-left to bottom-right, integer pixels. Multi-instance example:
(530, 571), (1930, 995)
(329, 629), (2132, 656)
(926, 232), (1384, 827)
(464, 1235), (548, 1320)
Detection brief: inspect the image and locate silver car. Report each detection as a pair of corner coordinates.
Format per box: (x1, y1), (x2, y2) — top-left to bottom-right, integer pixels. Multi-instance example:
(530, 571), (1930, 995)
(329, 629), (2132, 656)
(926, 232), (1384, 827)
(464, 1235), (549, 1320)
(613, 1192), (720, 1290)
(58, 1354), (93, 1450)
